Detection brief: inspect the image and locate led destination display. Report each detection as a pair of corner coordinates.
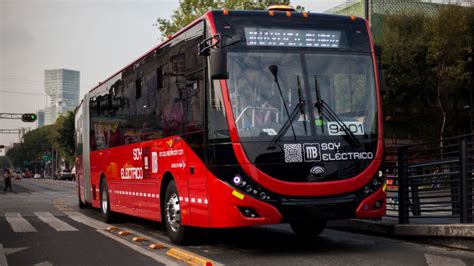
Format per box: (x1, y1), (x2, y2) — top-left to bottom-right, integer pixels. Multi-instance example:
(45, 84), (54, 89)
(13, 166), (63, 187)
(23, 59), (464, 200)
(245, 27), (341, 48)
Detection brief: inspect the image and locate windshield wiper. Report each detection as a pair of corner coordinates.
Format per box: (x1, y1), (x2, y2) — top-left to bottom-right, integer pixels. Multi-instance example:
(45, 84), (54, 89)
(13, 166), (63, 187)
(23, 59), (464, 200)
(313, 76), (360, 148)
(268, 100), (305, 150)
(268, 65), (296, 140)
(297, 75), (308, 135)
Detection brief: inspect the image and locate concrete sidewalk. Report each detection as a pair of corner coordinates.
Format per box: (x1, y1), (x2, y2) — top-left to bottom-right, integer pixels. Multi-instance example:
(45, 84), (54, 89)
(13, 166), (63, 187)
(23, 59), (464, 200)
(328, 219), (474, 251)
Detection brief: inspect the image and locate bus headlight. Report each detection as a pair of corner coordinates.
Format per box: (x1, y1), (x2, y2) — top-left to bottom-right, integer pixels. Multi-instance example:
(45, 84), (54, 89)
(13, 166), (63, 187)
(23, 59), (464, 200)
(232, 175), (245, 187)
(227, 171), (274, 202)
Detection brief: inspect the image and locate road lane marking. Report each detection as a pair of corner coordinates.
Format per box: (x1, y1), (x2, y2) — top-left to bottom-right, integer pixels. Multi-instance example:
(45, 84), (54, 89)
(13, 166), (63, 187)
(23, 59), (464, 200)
(65, 212), (178, 265)
(425, 254), (465, 266)
(4, 247), (29, 256)
(5, 213), (37, 233)
(33, 262), (53, 266)
(96, 230), (179, 266)
(0, 244), (8, 266)
(65, 211), (223, 266)
(34, 212), (78, 232)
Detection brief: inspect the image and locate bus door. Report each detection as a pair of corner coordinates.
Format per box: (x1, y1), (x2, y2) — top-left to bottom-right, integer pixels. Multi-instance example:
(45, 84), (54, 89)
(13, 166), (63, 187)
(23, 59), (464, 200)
(137, 143), (162, 221)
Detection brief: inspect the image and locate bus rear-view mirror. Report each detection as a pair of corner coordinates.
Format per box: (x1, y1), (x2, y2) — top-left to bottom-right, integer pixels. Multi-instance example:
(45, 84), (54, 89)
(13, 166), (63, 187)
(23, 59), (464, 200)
(210, 48), (228, 80)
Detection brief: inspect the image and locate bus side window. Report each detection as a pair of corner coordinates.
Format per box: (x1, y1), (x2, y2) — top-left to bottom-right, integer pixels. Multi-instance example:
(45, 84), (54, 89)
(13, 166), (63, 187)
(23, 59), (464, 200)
(184, 34), (205, 134)
(161, 43), (186, 137)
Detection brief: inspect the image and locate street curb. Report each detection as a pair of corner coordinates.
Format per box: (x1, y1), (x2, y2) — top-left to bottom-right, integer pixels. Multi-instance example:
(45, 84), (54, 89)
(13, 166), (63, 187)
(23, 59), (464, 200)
(395, 224), (474, 238)
(166, 248), (214, 266)
(328, 219), (474, 251)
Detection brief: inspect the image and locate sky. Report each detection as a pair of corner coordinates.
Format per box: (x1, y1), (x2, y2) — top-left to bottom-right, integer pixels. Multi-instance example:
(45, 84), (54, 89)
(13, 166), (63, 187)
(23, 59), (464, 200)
(0, 0), (346, 151)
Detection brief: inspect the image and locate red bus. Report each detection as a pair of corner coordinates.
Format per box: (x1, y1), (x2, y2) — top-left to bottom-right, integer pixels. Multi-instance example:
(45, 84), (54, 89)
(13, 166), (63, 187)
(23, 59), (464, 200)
(75, 6), (386, 244)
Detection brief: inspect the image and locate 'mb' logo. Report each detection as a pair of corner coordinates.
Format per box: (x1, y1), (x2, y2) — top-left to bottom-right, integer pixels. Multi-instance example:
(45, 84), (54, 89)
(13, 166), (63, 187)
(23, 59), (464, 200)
(303, 144), (321, 162)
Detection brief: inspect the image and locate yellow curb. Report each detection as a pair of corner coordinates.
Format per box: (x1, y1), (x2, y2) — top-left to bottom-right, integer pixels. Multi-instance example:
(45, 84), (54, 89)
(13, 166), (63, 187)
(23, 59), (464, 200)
(132, 236), (146, 242)
(166, 248), (213, 266)
(118, 230), (130, 236)
(148, 243), (165, 249)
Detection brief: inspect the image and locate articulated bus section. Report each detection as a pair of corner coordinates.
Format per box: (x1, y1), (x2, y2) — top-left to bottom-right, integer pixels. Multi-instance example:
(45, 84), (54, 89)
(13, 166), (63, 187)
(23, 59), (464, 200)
(75, 7), (385, 244)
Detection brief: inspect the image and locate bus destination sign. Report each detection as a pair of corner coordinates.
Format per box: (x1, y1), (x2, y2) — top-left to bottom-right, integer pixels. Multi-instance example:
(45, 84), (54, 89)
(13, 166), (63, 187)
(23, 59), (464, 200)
(244, 28), (341, 48)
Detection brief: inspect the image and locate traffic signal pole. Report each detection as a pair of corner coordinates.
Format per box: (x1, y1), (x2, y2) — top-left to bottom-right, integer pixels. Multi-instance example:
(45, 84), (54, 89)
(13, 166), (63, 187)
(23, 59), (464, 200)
(0, 112), (37, 122)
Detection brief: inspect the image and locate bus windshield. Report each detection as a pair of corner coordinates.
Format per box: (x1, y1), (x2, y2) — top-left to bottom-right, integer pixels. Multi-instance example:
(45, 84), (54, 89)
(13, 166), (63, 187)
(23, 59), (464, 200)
(226, 50), (377, 142)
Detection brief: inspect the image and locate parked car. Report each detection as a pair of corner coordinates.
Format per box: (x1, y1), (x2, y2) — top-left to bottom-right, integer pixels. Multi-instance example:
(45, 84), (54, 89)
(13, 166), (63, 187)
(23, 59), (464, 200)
(59, 169), (73, 181)
(22, 170), (31, 178)
(33, 173), (42, 179)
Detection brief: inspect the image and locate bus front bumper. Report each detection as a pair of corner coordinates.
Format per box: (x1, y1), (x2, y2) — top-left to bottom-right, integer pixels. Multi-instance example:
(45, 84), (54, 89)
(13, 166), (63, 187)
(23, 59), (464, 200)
(208, 179), (385, 228)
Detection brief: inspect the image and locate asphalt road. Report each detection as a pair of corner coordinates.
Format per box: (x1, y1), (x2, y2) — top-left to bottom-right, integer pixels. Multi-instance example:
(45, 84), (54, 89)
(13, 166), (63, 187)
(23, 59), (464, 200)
(1, 178), (474, 266)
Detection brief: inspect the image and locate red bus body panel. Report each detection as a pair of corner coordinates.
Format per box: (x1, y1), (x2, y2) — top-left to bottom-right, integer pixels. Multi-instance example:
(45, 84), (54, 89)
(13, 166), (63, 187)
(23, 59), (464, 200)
(79, 11), (385, 229)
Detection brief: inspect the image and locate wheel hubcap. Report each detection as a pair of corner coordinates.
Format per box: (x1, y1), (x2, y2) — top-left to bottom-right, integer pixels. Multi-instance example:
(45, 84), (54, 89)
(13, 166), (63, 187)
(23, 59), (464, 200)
(101, 189), (108, 214)
(166, 193), (180, 232)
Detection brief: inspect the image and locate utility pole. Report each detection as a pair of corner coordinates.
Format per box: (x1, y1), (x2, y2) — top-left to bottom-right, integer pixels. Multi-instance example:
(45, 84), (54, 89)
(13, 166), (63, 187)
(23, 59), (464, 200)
(364, 0), (370, 21)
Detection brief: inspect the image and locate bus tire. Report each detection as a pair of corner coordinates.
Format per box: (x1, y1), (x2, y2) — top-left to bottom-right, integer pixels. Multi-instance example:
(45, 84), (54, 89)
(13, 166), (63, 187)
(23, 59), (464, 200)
(100, 180), (116, 223)
(290, 219), (326, 239)
(164, 180), (190, 245)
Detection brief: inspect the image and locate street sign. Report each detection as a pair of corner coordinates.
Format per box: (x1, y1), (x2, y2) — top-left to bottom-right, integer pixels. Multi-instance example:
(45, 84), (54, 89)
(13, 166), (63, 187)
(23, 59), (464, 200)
(42, 155), (51, 162)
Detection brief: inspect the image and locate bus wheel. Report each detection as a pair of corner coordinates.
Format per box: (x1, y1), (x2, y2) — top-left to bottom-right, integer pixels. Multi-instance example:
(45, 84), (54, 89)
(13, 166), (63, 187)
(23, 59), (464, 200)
(100, 180), (116, 223)
(290, 219), (326, 240)
(164, 180), (190, 244)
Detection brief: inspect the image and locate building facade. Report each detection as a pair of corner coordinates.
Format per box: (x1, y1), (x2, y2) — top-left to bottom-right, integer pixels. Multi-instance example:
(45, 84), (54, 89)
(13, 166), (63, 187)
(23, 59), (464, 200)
(44, 69), (80, 125)
(327, 0), (444, 39)
(37, 109), (45, 127)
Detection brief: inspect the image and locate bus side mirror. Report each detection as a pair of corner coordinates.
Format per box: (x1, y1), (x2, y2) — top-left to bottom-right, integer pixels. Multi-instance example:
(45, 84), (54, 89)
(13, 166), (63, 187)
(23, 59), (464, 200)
(210, 49), (229, 80)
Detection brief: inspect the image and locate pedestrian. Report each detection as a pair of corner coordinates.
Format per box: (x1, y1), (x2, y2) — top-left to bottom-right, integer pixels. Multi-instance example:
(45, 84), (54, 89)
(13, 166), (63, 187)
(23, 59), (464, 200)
(3, 168), (12, 192)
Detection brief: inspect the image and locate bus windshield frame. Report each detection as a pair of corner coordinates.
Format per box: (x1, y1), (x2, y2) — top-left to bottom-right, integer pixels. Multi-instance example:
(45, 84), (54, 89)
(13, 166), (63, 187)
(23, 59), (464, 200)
(210, 12), (378, 144)
(225, 49), (378, 143)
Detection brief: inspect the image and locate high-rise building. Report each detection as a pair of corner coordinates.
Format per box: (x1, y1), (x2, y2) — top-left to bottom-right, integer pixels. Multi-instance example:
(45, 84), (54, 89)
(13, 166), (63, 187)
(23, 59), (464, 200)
(37, 109), (45, 127)
(44, 69), (80, 125)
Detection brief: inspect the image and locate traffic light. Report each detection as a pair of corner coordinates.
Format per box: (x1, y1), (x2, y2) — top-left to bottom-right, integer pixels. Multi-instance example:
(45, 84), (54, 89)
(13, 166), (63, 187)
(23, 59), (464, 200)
(21, 113), (37, 122)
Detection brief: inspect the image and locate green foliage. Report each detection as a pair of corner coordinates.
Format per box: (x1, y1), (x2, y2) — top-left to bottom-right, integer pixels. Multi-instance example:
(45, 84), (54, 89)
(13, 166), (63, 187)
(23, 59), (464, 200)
(156, 0), (301, 37)
(426, 5), (471, 138)
(380, 13), (435, 110)
(51, 111), (75, 166)
(6, 125), (54, 167)
(0, 156), (11, 169)
(379, 6), (473, 140)
(6, 111), (76, 168)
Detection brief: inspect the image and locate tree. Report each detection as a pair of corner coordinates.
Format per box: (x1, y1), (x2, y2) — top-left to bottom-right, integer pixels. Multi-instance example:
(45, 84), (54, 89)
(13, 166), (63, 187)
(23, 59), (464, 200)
(0, 156), (11, 169)
(379, 13), (437, 139)
(426, 5), (472, 139)
(379, 6), (473, 140)
(156, 0), (298, 37)
(51, 111), (75, 167)
(6, 125), (54, 167)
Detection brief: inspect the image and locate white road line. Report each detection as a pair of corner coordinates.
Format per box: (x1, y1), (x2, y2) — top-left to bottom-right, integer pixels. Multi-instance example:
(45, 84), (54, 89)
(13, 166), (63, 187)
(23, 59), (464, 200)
(64, 211), (178, 266)
(5, 213), (37, 233)
(0, 244), (8, 266)
(425, 254), (465, 266)
(33, 262), (53, 266)
(34, 212), (78, 232)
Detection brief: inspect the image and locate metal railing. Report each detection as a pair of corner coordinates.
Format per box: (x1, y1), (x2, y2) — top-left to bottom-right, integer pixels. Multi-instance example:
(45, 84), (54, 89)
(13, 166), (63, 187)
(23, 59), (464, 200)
(392, 135), (474, 224)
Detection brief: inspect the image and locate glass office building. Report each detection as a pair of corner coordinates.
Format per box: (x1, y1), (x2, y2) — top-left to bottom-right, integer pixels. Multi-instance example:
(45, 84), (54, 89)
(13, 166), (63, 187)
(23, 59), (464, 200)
(44, 69), (80, 125)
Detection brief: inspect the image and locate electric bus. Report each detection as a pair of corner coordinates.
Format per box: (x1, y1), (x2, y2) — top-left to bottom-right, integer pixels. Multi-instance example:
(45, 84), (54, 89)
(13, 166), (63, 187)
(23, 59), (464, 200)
(75, 6), (386, 244)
